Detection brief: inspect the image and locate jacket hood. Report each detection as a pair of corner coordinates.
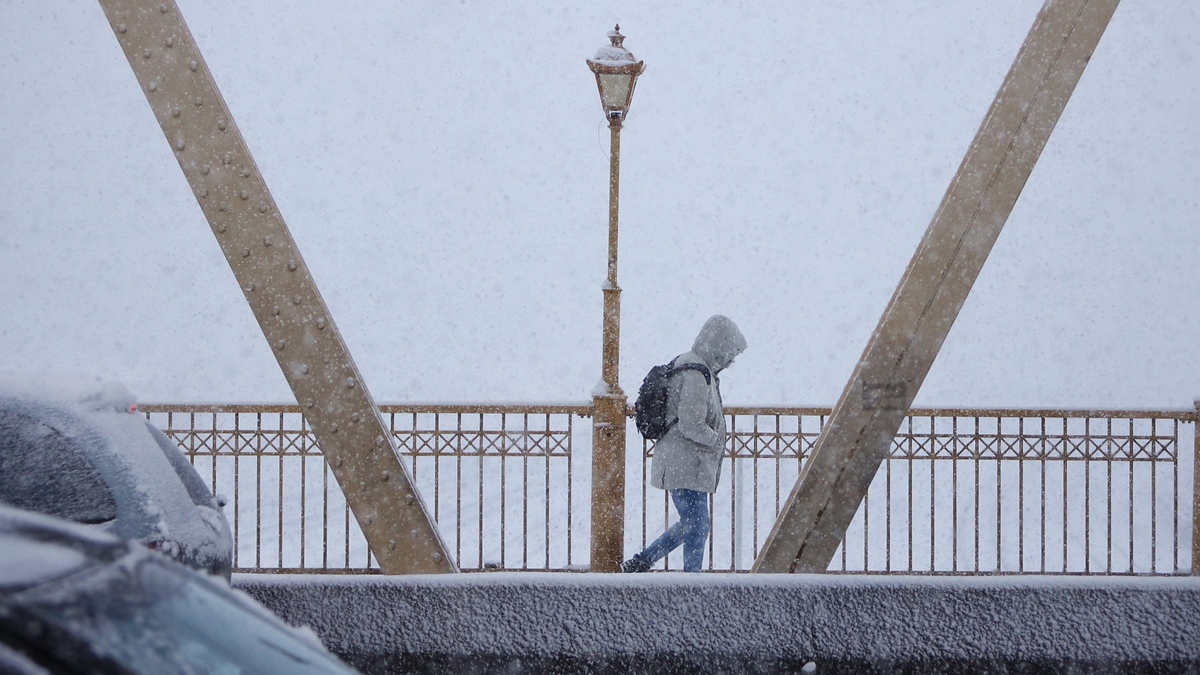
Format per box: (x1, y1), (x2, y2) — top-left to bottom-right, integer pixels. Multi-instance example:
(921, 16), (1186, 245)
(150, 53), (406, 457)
(691, 315), (747, 372)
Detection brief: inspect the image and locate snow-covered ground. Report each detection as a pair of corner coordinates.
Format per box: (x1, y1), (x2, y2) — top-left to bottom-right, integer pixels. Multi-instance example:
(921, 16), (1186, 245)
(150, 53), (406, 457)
(1, 2), (1198, 410)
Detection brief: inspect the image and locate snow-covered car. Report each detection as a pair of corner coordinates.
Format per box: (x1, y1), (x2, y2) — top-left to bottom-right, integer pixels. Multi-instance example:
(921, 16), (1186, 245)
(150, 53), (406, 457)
(0, 504), (359, 674)
(0, 381), (232, 579)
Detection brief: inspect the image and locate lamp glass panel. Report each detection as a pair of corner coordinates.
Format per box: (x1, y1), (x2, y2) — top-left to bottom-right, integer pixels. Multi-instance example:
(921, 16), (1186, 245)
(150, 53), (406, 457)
(598, 73), (632, 111)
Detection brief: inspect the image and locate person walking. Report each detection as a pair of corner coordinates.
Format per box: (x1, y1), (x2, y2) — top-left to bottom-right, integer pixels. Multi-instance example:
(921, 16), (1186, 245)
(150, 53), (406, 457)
(622, 315), (746, 573)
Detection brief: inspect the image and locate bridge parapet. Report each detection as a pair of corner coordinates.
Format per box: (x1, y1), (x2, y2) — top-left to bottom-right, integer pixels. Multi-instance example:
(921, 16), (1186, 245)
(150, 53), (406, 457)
(235, 572), (1200, 672)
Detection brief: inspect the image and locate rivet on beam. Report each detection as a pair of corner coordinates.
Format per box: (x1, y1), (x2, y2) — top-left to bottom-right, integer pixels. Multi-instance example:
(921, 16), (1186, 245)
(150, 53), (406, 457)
(287, 260), (297, 271)
(165, 35), (175, 48)
(316, 318), (326, 330)
(142, 48), (151, 59)
(188, 60), (197, 72)
(263, 236), (273, 247)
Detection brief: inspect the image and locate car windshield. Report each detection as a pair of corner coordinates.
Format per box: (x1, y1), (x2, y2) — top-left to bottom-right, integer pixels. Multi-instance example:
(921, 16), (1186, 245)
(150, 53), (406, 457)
(15, 554), (357, 674)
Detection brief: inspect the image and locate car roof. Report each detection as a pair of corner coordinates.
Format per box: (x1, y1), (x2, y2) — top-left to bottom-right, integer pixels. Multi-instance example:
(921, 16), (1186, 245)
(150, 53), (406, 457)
(0, 385), (217, 546)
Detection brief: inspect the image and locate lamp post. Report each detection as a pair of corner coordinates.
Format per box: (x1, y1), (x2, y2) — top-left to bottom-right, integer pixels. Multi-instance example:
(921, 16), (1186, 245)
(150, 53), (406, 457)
(587, 25), (644, 573)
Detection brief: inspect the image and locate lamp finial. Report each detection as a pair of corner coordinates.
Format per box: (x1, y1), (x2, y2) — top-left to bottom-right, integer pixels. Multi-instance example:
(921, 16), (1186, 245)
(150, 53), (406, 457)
(608, 25), (625, 48)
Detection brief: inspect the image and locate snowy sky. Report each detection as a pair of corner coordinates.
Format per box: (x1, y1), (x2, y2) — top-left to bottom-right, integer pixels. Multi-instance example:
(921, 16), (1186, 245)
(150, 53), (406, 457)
(0, 1), (1196, 409)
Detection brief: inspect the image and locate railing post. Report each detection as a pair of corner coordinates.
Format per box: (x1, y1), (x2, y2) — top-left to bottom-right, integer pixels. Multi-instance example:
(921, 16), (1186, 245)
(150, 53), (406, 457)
(1193, 400), (1199, 575)
(590, 396), (627, 573)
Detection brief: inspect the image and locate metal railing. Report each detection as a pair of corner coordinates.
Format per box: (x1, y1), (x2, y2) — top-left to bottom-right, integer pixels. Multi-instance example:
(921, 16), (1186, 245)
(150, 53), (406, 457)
(639, 407), (1198, 575)
(142, 404), (591, 573)
(142, 403), (1198, 575)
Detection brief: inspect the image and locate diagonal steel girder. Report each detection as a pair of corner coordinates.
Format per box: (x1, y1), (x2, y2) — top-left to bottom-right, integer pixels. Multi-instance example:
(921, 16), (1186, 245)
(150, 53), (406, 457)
(754, 0), (1121, 573)
(98, 0), (456, 574)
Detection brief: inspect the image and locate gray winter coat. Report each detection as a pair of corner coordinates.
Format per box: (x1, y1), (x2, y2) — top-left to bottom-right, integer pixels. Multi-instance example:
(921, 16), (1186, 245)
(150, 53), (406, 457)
(649, 315), (747, 494)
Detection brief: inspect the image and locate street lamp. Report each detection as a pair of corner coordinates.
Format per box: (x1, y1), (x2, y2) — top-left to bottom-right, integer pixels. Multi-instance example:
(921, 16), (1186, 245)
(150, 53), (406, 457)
(587, 25), (646, 124)
(587, 25), (644, 573)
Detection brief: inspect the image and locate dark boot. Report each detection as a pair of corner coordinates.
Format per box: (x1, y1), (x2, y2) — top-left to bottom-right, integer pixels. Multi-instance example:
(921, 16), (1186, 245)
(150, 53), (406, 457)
(621, 554), (652, 573)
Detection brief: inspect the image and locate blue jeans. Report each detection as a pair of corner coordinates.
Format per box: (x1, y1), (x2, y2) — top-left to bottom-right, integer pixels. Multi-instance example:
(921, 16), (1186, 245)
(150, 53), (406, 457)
(636, 488), (711, 572)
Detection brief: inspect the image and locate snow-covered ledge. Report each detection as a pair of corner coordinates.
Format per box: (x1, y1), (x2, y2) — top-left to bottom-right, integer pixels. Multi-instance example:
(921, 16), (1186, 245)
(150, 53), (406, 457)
(235, 573), (1200, 673)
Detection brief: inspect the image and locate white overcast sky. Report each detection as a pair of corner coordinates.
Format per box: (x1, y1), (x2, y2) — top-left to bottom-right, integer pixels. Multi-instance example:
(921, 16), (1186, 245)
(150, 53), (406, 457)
(0, 1), (1196, 408)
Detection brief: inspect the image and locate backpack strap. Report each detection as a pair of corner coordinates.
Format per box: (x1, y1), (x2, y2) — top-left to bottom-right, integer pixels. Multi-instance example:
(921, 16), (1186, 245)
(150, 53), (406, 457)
(670, 361), (711, 385)
(662, 359), (713, 434)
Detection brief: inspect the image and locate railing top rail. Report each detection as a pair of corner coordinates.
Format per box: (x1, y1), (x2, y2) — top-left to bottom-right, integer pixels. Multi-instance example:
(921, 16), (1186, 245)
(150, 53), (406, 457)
(721, 406), (833, 417)
(721, 406), (1197, 422)
(905, 407), (1197, 421)
(381, 403), (594, 416)
(139, 404), (300, 414)
(139, 403), (1196, 422)
(139, 402), (595, 416)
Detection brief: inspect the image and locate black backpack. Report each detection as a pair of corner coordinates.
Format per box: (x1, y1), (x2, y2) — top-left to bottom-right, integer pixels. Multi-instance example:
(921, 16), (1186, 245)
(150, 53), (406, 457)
(633, 358), (712, 440)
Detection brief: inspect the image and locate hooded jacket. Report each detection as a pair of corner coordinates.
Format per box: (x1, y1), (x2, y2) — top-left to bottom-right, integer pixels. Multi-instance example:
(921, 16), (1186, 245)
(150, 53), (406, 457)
(649, 315), (747, 493)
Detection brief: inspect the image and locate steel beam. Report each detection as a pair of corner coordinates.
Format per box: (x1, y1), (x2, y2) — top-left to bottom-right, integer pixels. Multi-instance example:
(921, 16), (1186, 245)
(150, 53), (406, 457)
(754, 0), (1121, 573)
(98, 0), (455, 574)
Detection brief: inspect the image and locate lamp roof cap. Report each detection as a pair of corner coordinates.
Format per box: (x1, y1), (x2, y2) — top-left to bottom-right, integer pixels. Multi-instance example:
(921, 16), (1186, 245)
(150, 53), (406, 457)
(590, 24), (638, 66)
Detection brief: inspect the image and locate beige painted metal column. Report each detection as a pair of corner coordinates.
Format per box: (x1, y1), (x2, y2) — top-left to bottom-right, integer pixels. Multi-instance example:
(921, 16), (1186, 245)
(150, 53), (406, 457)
(591, 116), (628, 574)
(98, 0), (455, 574)
(754, 0), (1120, 573)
